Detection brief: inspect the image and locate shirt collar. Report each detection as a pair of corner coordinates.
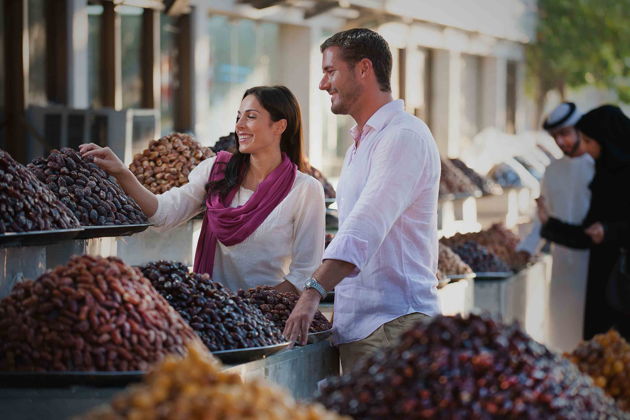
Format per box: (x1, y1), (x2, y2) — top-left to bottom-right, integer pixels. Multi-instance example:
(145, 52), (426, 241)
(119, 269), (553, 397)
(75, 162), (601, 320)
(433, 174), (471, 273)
(349, 99), (405, 144)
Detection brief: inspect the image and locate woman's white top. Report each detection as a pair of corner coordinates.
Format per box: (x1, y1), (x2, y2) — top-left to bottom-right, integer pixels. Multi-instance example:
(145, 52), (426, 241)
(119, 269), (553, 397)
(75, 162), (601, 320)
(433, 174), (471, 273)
(148, 156), (326, 292)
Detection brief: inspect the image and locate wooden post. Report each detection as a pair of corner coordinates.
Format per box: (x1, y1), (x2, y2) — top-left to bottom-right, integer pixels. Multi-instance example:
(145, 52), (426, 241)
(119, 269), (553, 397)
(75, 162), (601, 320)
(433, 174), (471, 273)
(174, 12), (192, 132)
(140, 8), (160, 109)
(45, 0), (68, 105)
(4, 0), (28, 162)
(101, 1), (121, 109)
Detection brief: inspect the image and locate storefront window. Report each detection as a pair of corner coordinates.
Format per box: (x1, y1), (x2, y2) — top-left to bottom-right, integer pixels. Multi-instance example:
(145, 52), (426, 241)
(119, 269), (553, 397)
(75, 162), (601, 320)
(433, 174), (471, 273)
(28, 0), (47, 106)
(120, 6), (142, 109)
(207, 16), (279, 144)
(160, 15), (178, 135)
(87, 5), (103, 108)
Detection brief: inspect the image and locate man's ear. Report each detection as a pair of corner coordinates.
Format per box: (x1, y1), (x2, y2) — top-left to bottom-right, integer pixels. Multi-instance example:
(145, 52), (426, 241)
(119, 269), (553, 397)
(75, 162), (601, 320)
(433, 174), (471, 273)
(358, 58), (373, 79)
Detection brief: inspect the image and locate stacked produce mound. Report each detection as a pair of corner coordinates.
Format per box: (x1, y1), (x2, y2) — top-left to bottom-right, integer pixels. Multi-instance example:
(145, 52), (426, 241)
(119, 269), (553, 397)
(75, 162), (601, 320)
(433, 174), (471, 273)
(438, 243), (473, 278)
(28, 148), (147, 226)
(447, 241), (511, 273)
(449, 158), (502, 195)
(139, 261), (285, 351)
(439, 158), (479, 197)
(0, 255), (197, 371)
(129, 133), (214, 194)
(212, 132), (237, 154)
(567, 329), (630, 410)
(238, 286), (332, 333)
(442, 223), (529, 270)
(0, 149), (80, 233)
(317, 314), (628, 419)
(489, 162), (523, 188)
(83, 342), (346, 420)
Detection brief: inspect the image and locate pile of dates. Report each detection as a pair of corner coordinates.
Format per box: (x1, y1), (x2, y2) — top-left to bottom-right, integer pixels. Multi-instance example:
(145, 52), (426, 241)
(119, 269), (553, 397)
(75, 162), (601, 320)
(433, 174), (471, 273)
(438, 243), (473, 277)
(449, 158), (502, 196)
(447, 241), (511, 273)
(139, 261), (285, 351)
(129, 133), (214, 194)
(238, 286), (332, 333)
(28, 148), (147, 226)
(83, 342), (346, 420)
(317, 313), (628, 419)
(308, 165), (336, 200)
(0, 149), (80, 233)
(439, 158), (479, 197)
(443, 223), (529, 270)
(0, 255), (197, 371)
(567, 329), (630, 410)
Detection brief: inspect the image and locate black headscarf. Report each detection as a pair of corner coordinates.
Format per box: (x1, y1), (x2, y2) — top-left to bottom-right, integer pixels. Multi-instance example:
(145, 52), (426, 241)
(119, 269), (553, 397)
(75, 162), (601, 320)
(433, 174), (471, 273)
(575, 105), (630, 169)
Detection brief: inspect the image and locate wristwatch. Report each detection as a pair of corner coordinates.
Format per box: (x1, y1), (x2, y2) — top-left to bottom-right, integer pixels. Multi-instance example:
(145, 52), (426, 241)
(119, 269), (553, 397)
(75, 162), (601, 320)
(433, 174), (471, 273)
(304, 277), (327, 299)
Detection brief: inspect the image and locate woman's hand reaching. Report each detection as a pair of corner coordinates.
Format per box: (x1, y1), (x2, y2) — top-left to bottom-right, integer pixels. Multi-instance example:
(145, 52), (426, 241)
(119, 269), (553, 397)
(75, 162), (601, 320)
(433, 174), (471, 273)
(79, 143), (127, 177)
(585, 222), (605, 244)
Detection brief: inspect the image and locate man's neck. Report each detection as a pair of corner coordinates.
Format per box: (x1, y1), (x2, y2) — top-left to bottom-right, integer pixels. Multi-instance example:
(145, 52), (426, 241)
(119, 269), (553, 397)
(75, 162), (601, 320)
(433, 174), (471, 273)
(351, 91), (394, 131)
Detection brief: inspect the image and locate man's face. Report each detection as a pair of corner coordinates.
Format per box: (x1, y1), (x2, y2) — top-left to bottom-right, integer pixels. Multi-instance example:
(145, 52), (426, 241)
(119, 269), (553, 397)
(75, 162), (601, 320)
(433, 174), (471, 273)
(549, 126), (584, 157)
(319, 47), (363, 115)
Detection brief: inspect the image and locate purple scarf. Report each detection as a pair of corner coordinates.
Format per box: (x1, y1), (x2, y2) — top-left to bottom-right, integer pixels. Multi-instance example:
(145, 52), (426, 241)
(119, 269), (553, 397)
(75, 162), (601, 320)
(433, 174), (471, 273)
(193, 151), (297, 275)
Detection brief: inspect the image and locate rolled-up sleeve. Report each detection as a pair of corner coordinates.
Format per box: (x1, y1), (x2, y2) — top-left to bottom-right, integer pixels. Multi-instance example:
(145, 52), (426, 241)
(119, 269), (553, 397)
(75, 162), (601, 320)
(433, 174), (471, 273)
(149, 156), (215, 232)
(323, 128), (436, 274)
(284, 177), (326, 289)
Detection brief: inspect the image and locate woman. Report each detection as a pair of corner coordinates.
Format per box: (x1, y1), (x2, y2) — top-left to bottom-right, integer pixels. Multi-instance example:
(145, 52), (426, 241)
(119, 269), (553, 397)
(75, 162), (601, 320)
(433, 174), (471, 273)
(81, 86), (325, 294)
(538, 105), (630, 340)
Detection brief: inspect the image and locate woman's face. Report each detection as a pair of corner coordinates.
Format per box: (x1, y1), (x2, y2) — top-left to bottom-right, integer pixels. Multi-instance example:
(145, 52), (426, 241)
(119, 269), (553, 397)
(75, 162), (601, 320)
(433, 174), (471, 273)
(580, 131), (602, 159)
(235, 95), (286, 155)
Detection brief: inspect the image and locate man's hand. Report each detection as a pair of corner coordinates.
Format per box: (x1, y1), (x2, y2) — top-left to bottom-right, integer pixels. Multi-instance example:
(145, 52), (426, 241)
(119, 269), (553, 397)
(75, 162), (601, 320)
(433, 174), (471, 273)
(585, 222), (605, 244)
(283, 288), (321, 346)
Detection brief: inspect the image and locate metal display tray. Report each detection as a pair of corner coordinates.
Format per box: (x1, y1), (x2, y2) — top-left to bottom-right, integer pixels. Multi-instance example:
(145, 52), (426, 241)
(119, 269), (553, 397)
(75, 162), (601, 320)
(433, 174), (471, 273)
(446, 272), (477, 281)
(75, 223), (151, 239)
(212, 342), (291, 365)
(322, 290), (335, 303)
(0, 371), (144, 388)
(0, 228), (83, 248)
(474, 271), (514, 280)
(307, 329), (333, 344)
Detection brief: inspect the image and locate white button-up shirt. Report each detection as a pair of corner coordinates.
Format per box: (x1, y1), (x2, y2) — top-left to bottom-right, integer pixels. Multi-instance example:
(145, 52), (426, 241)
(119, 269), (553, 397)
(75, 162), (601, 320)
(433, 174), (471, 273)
(323, 100), (441, 345)
(148, 157), (326, 292)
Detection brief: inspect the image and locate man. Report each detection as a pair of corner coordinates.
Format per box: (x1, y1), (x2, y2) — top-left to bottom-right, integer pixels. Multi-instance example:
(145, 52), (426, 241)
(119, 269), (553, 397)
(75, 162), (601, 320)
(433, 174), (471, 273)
(283, 28), (441, 371)
(517, 102), (594, 352)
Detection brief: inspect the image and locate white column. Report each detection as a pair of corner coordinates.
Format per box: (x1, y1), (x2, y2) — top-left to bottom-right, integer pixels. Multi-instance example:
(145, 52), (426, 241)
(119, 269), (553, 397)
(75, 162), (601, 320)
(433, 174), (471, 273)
(277, 24), (319, 165)
(431, 49), (461, 158)
(515, 61), (528, 133)
(66, 0), (89, 108)
(191, 5), (211, 145)
(481, 56), (507, 131)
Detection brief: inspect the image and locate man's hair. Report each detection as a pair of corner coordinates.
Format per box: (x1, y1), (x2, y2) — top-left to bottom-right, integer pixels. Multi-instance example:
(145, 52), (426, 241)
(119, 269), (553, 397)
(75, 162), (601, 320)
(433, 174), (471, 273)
(320, 28), (392, 93)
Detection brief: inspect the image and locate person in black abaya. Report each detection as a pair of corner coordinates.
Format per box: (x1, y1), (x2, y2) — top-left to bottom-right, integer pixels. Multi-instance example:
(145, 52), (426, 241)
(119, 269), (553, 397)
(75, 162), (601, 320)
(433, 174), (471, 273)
(537, 105), (630, 341)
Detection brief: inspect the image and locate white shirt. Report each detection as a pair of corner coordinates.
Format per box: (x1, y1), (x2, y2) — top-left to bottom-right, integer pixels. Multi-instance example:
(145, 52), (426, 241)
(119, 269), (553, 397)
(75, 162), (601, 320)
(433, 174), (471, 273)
(518, 154), (595, 254)
(323, 100), (441, 345)
(149, 156), (326, 292)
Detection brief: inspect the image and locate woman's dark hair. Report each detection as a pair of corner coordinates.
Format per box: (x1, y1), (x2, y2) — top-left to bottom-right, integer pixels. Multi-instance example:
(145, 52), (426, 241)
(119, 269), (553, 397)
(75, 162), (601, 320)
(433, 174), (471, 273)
(207, 85), (308, 200)
(320, 28), (392, 93)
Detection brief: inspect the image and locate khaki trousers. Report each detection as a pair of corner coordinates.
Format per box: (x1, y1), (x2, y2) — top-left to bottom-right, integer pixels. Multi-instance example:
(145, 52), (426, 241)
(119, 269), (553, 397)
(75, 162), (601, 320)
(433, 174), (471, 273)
(338, 312), (429, 372)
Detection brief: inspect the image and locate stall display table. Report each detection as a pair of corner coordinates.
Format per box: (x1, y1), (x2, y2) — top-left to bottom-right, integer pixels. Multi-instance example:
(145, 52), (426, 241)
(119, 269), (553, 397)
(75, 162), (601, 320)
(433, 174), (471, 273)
(474, 256), (552, 344)
(0, 341), (339, 420)
(438, 195), (481, 237)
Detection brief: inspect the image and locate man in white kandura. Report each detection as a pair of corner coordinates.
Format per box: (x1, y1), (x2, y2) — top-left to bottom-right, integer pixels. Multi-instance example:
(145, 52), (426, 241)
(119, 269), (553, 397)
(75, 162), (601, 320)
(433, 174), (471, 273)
(283, 28), (441, 371)
(517, 102), (594, 352)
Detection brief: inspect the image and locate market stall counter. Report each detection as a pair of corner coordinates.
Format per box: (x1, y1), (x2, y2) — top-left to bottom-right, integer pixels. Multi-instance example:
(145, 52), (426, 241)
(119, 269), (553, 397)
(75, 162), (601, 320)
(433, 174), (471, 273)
(474, 254), (552, 344)
(0, 341), (339, 420)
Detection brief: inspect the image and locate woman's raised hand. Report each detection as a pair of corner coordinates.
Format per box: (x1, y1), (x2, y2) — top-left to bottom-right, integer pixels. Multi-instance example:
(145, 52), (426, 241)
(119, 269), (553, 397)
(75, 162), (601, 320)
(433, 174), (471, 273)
(79, 143), (127, 177)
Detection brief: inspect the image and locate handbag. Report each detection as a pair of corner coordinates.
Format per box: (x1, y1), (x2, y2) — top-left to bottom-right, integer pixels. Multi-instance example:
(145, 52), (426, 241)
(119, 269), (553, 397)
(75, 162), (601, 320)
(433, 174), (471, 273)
(606, 248), (630, 315)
